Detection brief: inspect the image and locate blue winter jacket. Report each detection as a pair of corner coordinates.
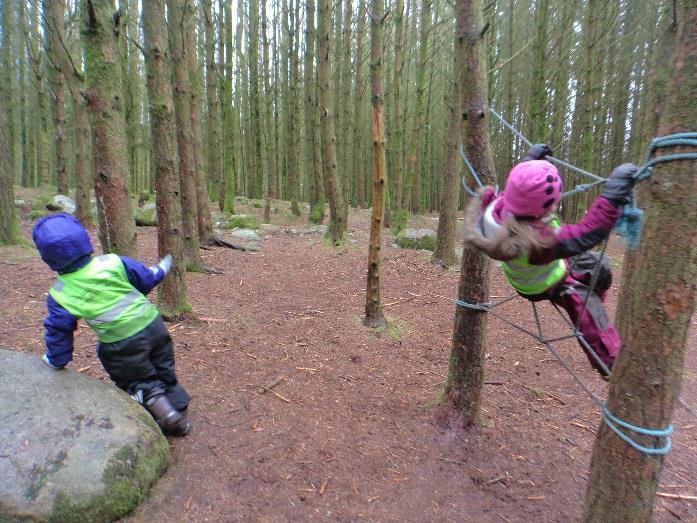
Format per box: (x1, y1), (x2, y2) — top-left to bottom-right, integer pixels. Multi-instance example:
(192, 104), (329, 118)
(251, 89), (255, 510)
(33, 213), (167, 367)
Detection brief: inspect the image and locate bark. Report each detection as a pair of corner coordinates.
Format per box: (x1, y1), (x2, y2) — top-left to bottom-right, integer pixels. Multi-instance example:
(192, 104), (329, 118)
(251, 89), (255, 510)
(352, 0), (367, 209)
(407, 0), (432, 213)
(141, 0), (190, 319)
(584, 4), (697, 519)
(443, 0), (496, 426)
(184, 0), (214, 244)
(287, 0), (301, 216)
(364, 0), (387, 329)
(202, 0), (222, 203)
(167, 0), (203, 270)
(432, 13), (465, 269)
(248, 0), (264, 199)
(45, 0), (92, 225)
(261, 0), (277, 206)
(527, 0), (549, 141)
(44, 0), (69, 195)
(83, 0), (138, 257)
(318, 0), (347, 243)
(304, 0), (323, 221)
(221, 0), (237, 213)
(0, 79), (21, 245)
(339, 0), (354, 204)
(390, 0), (405, 211)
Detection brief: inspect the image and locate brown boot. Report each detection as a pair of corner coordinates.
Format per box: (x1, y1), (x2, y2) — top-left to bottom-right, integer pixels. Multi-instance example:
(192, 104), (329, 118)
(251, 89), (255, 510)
(145, 395), (191, 436)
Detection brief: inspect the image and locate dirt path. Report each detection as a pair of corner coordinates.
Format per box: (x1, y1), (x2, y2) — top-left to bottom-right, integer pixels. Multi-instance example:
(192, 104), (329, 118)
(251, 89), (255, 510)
(1, 207), (695, 522)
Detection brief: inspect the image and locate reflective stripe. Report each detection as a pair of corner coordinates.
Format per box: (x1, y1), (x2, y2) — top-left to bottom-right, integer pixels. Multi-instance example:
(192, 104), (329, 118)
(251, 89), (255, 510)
(85, 289), (143, 325)
(52, 280), (65, 292)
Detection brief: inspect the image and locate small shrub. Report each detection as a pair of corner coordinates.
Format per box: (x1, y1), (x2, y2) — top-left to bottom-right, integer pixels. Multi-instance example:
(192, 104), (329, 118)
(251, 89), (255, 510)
(228, 214), (259, 230)
(235, 195), (250, 206)
(251, 201), (263, 209)
(395, 233), (436, 252)
(309, 201), (325, 224)
(391, 209), (408, 236)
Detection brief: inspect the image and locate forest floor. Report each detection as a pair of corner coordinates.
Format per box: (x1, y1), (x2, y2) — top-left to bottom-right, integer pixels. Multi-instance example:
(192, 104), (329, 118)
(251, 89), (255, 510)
(1, 199), (696, 522)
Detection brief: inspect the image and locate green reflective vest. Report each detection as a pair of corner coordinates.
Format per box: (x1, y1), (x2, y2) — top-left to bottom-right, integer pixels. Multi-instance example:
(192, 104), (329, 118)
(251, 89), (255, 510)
(49, 254), (159, 343)
(500, 255), (566, 296)
(479, 205), (567, 296)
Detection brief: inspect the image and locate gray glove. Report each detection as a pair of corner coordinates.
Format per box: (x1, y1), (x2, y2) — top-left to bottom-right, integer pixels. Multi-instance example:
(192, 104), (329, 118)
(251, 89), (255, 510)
(602, 163), (639, 205)
(42, 354), (64, 370)
(523, 143), (553, 161)
(157, 254), (172, 276)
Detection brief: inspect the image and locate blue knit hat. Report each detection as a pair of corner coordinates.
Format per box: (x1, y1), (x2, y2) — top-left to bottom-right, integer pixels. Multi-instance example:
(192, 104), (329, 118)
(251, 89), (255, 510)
(33, 213), (94, 272)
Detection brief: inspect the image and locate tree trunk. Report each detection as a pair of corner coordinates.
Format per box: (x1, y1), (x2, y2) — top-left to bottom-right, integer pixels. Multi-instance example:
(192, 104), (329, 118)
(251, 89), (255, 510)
(202, 0), (222, 204)
(584, 2), (697, 520)
(44, 0), (69, 195)
(304, 0), (323, 222)
(442, 0), (496, 427)
(407, 0), (432, 213)
(364, 0), (387, 329)
(248, 0), (264, 199)
(185, 0), (214, 245)
(167, 0), (203, 270)
(287, 0), (301, 216)
(390, 0), (405, 211)
(0, 80), (21, 245)
(352, 0), (367, 209)
(83, 0), (138, 257)
(142, 0), (190, 319)
(432, 17), (465, 269)
(339, 0), (354, 204)
(318, 0), (347, 244)
(221, 0), (237, 213)
(262, 0), (277, 207)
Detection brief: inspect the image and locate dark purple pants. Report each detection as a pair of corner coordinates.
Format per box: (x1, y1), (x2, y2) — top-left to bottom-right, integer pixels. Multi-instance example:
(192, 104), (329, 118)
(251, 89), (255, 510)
(541, 253), (622, 374)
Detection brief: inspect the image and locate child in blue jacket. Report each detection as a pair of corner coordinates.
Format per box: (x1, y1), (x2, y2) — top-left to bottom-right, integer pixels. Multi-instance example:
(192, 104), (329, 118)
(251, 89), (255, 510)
(33, 213), (191, 436)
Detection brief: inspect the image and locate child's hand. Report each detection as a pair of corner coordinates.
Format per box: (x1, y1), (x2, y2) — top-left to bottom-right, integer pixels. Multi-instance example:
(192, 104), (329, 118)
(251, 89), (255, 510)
(523, 143), (553, 161)
(602, 163), (639, 205)
(42, 354), (65, 370)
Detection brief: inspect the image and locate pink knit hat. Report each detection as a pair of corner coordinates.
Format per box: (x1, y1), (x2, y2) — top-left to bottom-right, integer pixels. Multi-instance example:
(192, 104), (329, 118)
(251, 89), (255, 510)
(502, 160), (563, 218)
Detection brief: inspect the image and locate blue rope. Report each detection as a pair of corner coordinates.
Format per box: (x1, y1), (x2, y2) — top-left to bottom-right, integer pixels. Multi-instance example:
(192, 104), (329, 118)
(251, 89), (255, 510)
(454, 296), (674, 456)
(602, 407), (673, 455)
(459, 144), (485, 197)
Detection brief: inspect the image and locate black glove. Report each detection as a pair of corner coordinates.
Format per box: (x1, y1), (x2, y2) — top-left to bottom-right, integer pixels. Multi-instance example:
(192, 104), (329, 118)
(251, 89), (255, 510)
(602, 163), (639, 205)
(523, 143), (553, 161)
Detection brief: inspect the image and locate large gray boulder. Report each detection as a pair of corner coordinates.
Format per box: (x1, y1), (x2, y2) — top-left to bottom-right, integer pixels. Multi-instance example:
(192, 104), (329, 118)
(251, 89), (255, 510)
(0, 349), (170, 522)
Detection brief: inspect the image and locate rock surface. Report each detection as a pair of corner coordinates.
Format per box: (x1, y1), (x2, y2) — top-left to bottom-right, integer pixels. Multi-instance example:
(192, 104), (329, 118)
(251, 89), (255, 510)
(0, 348), (169, 522)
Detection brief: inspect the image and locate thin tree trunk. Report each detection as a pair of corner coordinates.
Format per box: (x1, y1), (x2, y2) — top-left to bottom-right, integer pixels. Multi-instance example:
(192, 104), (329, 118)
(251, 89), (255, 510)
(391, 0), (405, 211)
(184, 0), (214, 245)
(364, 0), (387, 329)
(318, 0), (346, 243)
(442, 0), (496, 426)
(202, 0), (222, 204)
(0, 79), (21, 244)
(352, 0), (367, 209)
(407, 0), (432, 213)
(262, 0), (277, 206)
(305, 0), (323, 222)
(142, 0), (190, 319)
(44, 0), (69, 195)
(167, 0), (203, 270)
(83, 0), (138, 257)
(248, 0), (264, 199)
(287, 0), (301, 216)
(584, 4), (697, 520)
(220, 0), (236, 213)
(432, 19), (464, 269)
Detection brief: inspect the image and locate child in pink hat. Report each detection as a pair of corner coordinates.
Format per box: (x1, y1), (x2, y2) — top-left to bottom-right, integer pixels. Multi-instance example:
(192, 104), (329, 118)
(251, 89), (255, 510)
(465, 144), (638, 376)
